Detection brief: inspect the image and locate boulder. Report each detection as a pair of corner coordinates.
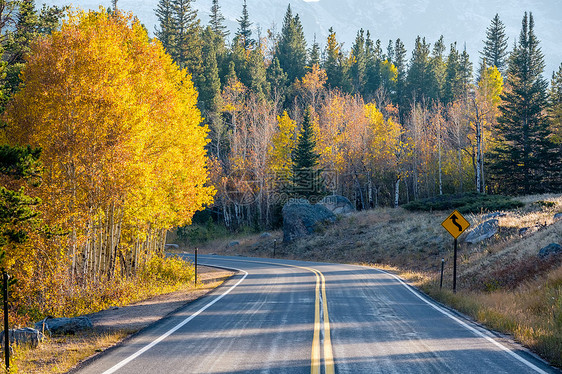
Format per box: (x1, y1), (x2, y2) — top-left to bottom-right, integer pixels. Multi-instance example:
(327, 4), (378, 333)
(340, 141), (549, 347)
(554, 213), (562, 221)
(259, 232), (272, 239)
(538, 243), (562, 258)
(0, 328), (42, 349)
(282, 203), (336, 242)
(464, 219), (499, 244)
(318, 195), (355, 214)
(164, 243), (179, 250)
(34, 316), (93, 335)
(227, 241), (239, 247)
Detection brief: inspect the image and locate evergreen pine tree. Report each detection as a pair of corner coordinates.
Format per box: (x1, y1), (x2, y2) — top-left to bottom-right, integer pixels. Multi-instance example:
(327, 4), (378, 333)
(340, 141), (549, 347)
(489, 12), (555, 194)
(322, 27), (350, 92)
(170, 0), (202, 73)
(308, 34), (320, 68)
(274, 5), (307, 85)
(393, 38), (407, 113)
(406, 36), (438, 103)
(235, 0), (254, 50)
(386, 39), (394, 63)
(199, 27), (222, 114)
(480, 13), (509, 76)
(247, 48), (269, 100)
(547, 63), (562, 187)
(209, 0), (228, 39)
(350, 29), (367, 96)
(292, 107), (322, 199)
(155, 0), (176, 55)
(459, 47), (473, 99)
(0, 145), (42, 272)
(443, 42), (461, 105)
(267, 56), (288, 102)
(364, 31), (381, 99)
(430, 35), (446, 100)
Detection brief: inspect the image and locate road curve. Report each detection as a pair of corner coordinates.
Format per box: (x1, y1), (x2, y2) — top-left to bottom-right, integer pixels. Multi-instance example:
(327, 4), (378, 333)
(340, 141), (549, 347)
(73, 255), (560, 374)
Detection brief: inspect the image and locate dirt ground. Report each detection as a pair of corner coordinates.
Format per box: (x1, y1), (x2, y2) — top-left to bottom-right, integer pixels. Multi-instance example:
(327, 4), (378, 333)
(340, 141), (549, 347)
(86, 266), (234, 334)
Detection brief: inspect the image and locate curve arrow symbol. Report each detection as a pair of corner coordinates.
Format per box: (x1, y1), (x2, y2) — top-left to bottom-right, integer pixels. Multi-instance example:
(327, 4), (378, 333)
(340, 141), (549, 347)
(450, 214), (463, 232)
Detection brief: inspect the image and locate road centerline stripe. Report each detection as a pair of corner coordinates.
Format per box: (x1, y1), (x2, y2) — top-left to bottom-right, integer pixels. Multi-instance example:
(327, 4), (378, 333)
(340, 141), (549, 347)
(100, 267), (248, 374)
(199, 257), (334, 374)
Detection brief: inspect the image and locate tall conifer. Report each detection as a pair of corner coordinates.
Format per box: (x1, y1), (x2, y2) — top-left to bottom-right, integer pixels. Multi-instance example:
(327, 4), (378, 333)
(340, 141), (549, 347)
(480, 13), (509, 76)
(209, 0), (228, 39)
(489, 12), (554, 194)
(235, 0), (254, 50)
(275, 5), (307, 85)
(293, 107), (322, 199)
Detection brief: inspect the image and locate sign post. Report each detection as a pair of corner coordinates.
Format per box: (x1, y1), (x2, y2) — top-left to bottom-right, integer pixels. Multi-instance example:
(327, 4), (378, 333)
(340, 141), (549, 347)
(3, 270), (9, 371)
(441, 210), (470, 293)
(194, 248), (198, 286)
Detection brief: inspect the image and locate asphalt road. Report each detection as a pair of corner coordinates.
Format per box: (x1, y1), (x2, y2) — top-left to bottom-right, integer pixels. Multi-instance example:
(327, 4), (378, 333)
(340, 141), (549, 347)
(74, 255), (560, 374)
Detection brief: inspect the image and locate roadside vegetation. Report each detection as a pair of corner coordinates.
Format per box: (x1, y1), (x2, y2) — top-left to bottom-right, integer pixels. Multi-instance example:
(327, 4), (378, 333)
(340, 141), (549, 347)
(185, 193), (562, 367)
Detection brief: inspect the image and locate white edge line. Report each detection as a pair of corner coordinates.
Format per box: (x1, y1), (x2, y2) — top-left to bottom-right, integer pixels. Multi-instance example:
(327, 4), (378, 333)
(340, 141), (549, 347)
(377, 268), (549, 374)
(101, 266), (248, 374)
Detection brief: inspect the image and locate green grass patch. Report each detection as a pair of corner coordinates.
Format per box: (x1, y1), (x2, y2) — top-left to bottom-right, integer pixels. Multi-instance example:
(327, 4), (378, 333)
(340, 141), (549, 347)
(403, 192), (524, 213)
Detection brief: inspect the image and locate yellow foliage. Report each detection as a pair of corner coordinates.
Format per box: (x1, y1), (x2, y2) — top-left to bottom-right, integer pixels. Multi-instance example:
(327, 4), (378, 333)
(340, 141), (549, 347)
(3, 9), (214, 278)
(268, 111), (296, 178)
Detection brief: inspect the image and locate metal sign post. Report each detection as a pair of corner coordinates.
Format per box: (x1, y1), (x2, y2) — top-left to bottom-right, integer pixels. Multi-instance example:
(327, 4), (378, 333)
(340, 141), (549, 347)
(194, 248), (198, 286)
(441, 210), (470, 293)
(3, 270), (9, 371)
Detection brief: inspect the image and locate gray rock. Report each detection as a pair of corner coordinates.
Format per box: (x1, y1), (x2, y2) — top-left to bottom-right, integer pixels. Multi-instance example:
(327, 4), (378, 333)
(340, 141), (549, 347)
(318, 195), (355, 214)
(34, 316), (93, 335)
(538, 243), (562, 258)
(554, 213), (562, 221)
(0, 328), (42, 349)
(464, 219), (499, 244)
(482, 212), (506, 220)
(227, 241), (239, 247)
(282, 203), (336, 242)
(164, 243), (179, 250)
(519, 227), (529, 236)
(259, 232), (272, 239)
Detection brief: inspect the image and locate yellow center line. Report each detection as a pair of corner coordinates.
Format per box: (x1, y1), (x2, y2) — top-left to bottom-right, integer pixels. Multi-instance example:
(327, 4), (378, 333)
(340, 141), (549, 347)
(198, 257), (334, 373)
(320, 271), (335, 374)
(311, 269), (321, 374)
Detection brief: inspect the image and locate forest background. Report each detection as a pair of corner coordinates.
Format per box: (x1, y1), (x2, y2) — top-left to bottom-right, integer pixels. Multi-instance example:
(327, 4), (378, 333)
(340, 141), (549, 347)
(0, 0), (560, 328)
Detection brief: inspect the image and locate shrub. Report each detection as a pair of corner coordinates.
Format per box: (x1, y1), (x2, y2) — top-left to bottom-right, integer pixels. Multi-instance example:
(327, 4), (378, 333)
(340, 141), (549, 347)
(403, 192), (524, 213)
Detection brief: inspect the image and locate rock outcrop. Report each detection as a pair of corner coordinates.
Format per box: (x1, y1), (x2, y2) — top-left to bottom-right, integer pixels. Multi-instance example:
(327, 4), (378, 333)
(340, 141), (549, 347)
(464, 219), (499, 244)
(538, 243), (562, 258)
(0, 327), (42, 348)
(35, 316), (93, 335)
(318, 195), (355, 214)
(282, 203), (336, 242)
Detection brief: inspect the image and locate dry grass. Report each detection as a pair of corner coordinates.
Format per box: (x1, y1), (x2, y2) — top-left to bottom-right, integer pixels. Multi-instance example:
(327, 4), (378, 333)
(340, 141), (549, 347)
(1, 330), (131, 373)
(1, 267), (234, 373)
(189, 193), (562, 367)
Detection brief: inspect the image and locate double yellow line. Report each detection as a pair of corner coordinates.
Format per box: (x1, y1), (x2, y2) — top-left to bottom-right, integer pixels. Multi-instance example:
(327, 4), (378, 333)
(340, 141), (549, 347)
(200, 257), (334, 373)
(307, 267), (334, 374)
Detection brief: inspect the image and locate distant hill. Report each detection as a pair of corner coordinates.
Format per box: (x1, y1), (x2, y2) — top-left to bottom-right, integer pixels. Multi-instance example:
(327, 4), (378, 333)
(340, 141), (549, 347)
(39, 0), (562, 78)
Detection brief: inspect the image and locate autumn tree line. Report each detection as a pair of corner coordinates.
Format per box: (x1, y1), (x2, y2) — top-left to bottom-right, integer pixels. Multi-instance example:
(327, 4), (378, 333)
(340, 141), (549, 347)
(155, 0), (561, 230)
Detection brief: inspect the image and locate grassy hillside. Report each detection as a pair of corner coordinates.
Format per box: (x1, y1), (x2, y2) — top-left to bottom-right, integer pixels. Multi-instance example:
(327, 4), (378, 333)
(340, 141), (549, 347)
(176, 193), (562, 367)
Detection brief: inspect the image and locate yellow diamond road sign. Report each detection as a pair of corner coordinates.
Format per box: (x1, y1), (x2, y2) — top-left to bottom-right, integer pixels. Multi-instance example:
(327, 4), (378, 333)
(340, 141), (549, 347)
(441, 210), (470, 239)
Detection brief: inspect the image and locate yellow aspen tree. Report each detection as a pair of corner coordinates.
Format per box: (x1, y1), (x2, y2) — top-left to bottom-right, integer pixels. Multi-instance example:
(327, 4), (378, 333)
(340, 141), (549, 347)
(4, 9), (214, 279)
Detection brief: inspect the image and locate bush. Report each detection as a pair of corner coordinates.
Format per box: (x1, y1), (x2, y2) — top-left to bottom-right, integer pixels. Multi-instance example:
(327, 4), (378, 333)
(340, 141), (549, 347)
(403, 192), (524, 213)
